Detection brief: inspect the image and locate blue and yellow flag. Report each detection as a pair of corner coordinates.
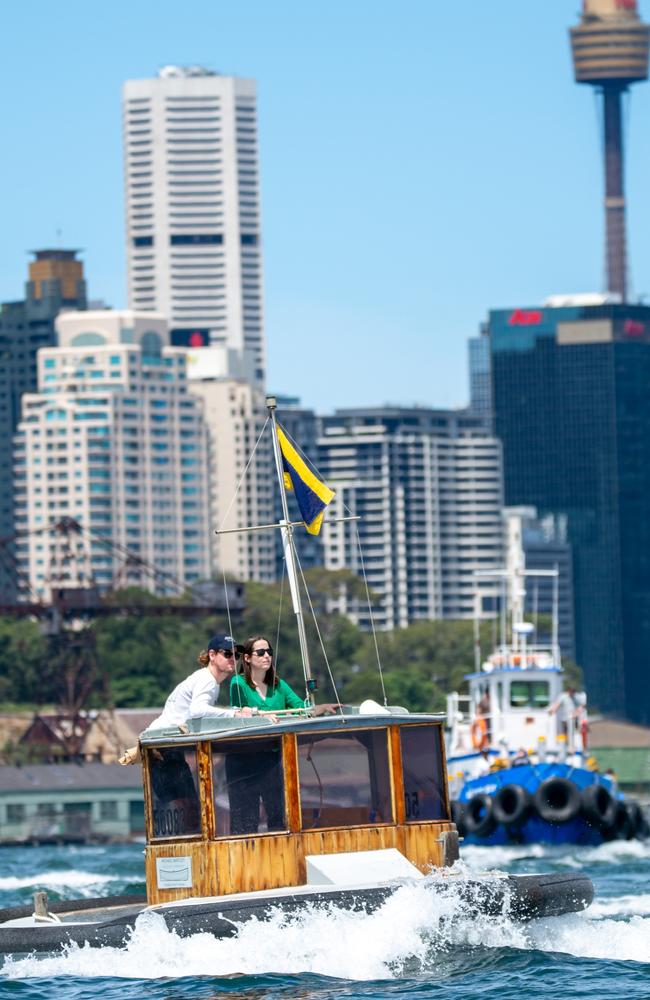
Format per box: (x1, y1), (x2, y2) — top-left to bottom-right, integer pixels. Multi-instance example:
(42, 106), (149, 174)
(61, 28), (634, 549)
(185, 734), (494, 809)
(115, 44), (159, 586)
(277, 425), (335, 535)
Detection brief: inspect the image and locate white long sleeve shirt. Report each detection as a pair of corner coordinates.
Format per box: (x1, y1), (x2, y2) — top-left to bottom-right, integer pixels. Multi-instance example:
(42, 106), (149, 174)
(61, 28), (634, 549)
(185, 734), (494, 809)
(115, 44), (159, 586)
(149, 668), (237, 729)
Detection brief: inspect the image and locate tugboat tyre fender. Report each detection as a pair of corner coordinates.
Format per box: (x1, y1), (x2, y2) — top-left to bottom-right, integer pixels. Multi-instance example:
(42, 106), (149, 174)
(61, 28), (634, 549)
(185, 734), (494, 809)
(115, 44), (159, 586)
(625, 800), (645, 839)
(581, 783), (616, 831)
(534, 777), (581, 824)
(493, 783), (532, 826)
(463, 793), (497, 837)
(613, 800), (633, 840)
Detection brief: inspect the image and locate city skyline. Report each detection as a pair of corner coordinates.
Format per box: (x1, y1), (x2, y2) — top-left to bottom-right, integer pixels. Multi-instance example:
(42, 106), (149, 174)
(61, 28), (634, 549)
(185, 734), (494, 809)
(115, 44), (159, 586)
(4, 1), (650, 412)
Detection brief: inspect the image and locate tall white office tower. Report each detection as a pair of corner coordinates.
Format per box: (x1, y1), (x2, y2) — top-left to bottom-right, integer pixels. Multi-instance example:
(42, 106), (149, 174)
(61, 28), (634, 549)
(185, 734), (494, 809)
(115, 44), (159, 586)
(13, 311), (210, 600)
(123, 66), (266, 384)
(185, 347), (275, 582)
(318, 408), (504, 630)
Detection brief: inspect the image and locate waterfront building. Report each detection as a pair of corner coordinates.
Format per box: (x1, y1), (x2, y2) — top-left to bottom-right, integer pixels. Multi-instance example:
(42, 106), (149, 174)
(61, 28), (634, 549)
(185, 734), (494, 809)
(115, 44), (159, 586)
(0, 764), (145, 843)
(122, 66), (265, 384)
(317, 407), (504, 630)
(13, 310), (210, 599)
(0, 251), (86, 600)
(489, 297), (650, 724)
(186, 347), (275, 582)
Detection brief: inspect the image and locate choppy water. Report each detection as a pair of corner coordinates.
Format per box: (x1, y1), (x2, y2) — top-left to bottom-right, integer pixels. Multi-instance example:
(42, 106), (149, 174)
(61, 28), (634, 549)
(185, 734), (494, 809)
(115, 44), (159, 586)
(0, 839), (649, 999)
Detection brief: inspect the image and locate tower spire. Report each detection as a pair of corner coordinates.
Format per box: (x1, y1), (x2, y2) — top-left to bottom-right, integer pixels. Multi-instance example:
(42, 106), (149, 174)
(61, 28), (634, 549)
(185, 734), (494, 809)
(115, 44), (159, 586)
(570, 0), (650, 301)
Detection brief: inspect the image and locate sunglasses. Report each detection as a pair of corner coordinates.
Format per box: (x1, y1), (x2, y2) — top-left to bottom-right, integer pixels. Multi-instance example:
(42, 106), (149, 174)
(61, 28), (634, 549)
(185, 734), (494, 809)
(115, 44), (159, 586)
(217, 648), (237, 658)
(251, 647), (273, 657)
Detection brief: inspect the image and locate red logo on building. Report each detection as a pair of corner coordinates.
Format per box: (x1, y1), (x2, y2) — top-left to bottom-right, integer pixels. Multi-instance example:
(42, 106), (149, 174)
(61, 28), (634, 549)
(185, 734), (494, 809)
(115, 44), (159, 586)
(508, 309), (543, 326)
(616, 0), (637, 11)
(623, 319), (645, 337)
(189, 331), (206, 347)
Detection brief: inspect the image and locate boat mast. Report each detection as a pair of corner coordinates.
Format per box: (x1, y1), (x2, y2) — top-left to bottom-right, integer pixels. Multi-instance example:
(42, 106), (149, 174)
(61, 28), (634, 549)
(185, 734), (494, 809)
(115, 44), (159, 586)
(266, 395), (315, 704)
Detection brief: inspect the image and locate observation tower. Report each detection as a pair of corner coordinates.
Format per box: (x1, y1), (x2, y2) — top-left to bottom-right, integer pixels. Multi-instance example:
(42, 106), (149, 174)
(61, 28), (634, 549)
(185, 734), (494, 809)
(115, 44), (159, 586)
(570, 0), (650, 300)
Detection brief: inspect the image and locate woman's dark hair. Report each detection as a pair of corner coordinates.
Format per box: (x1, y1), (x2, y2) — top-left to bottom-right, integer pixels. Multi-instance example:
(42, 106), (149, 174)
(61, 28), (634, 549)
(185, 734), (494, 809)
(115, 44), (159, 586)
(241, 635), (278, 689)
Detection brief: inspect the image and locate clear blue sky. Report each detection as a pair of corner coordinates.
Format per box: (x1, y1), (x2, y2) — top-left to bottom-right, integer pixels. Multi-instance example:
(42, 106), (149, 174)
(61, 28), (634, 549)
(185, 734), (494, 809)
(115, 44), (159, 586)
(3, 0), (650, 413)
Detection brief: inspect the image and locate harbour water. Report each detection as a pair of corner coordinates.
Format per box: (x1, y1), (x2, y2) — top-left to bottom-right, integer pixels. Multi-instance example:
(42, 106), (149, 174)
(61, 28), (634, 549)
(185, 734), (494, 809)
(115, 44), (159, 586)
(0, 839), (649, 999)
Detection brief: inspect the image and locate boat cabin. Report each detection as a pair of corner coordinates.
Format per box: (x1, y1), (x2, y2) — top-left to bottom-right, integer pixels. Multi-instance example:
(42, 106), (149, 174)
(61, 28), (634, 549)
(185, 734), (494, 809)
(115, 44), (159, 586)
(139, 710), (457, 904)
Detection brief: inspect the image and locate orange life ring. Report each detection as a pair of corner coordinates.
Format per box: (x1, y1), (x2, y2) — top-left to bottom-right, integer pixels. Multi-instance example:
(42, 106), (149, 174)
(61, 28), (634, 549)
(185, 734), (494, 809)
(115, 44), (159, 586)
(471, 717), (489, 750)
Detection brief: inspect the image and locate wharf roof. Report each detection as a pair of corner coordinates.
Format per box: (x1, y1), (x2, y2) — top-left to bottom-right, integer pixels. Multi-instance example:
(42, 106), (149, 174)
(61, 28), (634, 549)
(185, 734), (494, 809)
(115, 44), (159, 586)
(0, 763), (142, 794)
(589, 718), (650, 748)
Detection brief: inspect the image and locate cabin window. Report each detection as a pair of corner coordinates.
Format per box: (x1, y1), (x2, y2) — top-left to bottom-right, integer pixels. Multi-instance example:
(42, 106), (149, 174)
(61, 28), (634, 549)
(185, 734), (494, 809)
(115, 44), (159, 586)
(509, 681), (550, 709)
(211, 736), (285, 837)
(297, 729), (392, 830)
(400, 725), (447, 822)
(148, 746), (201, 839)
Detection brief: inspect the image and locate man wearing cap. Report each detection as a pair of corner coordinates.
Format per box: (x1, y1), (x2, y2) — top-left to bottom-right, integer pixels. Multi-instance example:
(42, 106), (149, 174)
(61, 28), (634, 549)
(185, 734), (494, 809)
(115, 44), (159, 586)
(148, 633), (255, 730)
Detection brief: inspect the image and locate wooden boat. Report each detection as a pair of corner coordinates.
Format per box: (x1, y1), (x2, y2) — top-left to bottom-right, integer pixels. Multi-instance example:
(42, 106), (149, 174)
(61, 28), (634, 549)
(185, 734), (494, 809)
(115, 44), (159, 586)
(0, 400), (594, 955)
(0, 706), (593, 954)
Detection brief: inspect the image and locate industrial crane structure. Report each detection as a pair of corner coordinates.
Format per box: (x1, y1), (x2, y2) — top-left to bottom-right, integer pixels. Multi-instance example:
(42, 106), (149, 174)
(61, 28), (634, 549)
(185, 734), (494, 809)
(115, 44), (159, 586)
(0, 518), (244, 753)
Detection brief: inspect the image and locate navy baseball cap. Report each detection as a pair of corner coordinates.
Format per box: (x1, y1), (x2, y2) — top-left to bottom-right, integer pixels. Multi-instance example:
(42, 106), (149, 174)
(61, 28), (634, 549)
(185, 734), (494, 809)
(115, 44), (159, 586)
(208, 633), (242, 654)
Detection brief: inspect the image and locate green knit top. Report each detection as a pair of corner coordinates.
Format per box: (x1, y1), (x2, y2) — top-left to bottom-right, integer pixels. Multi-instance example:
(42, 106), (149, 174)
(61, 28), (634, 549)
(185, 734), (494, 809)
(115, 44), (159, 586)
(229, 674), (306, 711)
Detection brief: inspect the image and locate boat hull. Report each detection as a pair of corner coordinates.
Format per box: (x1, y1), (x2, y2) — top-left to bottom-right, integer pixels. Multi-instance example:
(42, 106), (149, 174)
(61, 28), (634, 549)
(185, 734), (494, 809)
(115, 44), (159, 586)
(452, 762), (649, 846)
(0, 871), (594, 955)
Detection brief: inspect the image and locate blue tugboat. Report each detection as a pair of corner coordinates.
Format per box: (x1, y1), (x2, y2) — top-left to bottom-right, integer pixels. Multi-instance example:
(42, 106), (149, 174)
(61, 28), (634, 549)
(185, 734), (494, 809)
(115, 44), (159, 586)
(446, 511), (648, 847)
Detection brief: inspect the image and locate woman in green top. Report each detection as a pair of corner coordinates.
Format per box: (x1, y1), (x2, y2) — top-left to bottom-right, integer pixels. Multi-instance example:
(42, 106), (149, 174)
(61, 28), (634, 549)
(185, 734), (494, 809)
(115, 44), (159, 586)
(230, 635), (306, 712)
(226, 635), (304, 834)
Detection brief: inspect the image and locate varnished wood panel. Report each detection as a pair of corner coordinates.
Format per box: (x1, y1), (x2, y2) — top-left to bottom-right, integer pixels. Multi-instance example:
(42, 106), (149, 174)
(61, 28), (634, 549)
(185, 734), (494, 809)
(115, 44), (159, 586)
(145, 840), (215, 904)
(214, 834), (301, 894)
(403, 821), (455, 871)
(282, 734), (301, 832)
(389, 727), (406, 824)
(146, 821), (455, 903)
(197, 742), (214, 840)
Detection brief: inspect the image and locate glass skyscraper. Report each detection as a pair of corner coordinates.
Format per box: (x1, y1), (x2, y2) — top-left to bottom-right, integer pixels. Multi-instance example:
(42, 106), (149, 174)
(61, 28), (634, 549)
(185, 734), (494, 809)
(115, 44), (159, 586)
(490, 301), (650, 724)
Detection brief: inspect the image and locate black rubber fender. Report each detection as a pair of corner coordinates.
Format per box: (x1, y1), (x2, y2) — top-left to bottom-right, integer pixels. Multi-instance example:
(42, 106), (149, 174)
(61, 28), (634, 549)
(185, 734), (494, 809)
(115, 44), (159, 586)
(463, 793), (497, 837)
(613, 800), (633, 840)
(581, 782), (616, 831)
(493, 783), (532, 826)
(625, 800), (648, 840)
(534, 777), (581, 824)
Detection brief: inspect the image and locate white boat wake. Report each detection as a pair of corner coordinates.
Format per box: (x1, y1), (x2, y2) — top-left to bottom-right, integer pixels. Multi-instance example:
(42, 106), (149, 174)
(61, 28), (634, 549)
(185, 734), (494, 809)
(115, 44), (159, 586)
(2, 875), (647, 981)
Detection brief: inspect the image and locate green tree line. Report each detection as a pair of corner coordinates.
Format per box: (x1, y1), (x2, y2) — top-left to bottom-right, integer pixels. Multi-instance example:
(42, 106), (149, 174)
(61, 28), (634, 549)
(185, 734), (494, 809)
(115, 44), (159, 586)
(0, 570), (582, 714)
